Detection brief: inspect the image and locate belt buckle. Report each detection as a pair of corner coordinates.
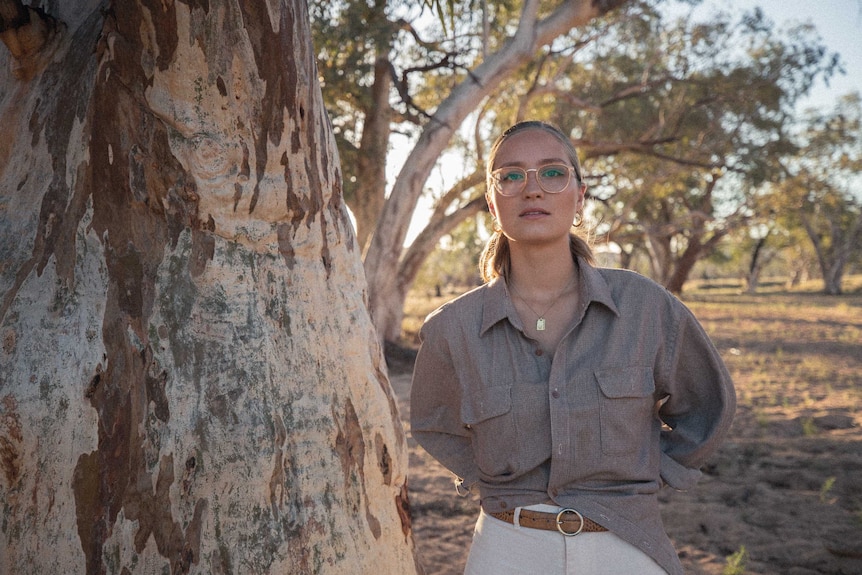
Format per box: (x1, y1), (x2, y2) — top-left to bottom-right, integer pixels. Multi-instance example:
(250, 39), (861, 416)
(555, 508), (584, 536)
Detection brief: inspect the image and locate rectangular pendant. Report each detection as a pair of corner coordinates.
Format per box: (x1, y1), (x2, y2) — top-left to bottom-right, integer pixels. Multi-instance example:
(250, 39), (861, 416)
(536, 318), (546, 331)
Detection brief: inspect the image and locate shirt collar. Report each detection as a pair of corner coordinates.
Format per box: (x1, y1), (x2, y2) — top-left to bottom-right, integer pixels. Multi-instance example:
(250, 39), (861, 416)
(480, 258), (620, 336)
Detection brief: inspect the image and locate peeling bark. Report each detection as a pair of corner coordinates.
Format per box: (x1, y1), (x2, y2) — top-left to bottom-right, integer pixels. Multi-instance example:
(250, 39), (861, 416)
(0, 1), (61, 80)
(0, 1), (416, 574)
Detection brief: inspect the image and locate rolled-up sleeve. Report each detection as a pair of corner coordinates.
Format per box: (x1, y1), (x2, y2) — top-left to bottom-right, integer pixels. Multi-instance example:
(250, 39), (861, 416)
(410, 316), (479, 489)
(658, 304), (736, 490)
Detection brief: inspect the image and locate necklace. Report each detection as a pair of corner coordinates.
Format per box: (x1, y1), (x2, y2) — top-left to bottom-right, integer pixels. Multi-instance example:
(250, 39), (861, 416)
(509, 274), (576, 331)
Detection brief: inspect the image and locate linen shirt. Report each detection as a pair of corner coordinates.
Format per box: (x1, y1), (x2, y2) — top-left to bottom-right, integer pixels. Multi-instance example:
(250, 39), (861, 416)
(410, 260), (736, 575)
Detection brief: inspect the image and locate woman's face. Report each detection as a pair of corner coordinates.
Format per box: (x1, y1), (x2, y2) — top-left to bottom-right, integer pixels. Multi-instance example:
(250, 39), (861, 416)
(487, 128), (585, 248)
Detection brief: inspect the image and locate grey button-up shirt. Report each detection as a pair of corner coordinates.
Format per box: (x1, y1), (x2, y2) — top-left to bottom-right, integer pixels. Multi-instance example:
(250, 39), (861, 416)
(410, 259), (736, 575)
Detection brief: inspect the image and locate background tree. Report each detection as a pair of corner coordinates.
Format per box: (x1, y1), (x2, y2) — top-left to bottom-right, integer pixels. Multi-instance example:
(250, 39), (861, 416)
(310, 0), (402, 253)
(738, 221), (791, 293)
(412, 215), (487, 295)
(0, 1), (418, 573)
(532, 6), (836, 292)
(779, 94), (862, 294)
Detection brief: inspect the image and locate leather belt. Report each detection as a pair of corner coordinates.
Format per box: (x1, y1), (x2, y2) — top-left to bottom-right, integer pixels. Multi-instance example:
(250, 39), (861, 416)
(489, 508), (608, 536)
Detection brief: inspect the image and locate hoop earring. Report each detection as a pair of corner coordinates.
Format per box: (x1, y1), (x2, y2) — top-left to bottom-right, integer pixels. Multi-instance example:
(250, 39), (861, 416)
(573, 212), (583, 228)
(492, 217), (502, 233)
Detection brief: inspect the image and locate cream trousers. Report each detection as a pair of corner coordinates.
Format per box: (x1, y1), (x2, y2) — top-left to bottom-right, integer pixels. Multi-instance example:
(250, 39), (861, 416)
(464, 504), (668, 575)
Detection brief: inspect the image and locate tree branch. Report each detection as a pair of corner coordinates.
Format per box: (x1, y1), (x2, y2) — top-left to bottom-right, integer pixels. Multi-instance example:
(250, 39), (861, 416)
(397, 196), (488, 290)
(428, 170), (485, 222)
(578, 139), (726, 170)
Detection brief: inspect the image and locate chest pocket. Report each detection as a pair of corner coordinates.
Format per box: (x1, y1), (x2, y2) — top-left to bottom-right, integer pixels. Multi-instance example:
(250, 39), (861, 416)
(461, 386), (517, 479)
(461, 383), (552, 480)
(595, 366), (657, 455)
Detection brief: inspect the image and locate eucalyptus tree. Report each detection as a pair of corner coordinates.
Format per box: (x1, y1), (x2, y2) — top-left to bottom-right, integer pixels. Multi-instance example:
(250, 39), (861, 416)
(516, 6), (840, 292)
(734, 209), (798, 292)
(0, 1), (418, 573)
(779, 94), (862, 295)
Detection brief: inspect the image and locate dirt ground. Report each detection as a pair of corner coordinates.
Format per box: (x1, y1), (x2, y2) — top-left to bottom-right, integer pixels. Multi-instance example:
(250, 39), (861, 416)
(390, 294), (862, 574)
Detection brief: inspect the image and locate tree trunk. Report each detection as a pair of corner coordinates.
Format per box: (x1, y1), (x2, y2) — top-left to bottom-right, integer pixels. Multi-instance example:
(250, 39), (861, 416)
(645, 230), (672, 285)
(383, 196), (487, 343)
(822, 266), (844, 295)
(786, 245), (812, 288)
(352, 54), (392, 255)
(664, 231), (727, 294)
(745, 236), (767, 293)
(802, 216), (843, 296)
(664, 240), (702, 294)
(0, 2), (417, 574)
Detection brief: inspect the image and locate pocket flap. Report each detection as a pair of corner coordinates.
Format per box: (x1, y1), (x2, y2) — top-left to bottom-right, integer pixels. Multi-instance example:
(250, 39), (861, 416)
(595, 366), (655, 399)
(461, 386), (512, 424)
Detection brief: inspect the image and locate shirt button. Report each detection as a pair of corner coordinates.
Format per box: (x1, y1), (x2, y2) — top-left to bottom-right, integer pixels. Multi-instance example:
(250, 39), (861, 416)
(535, 349), (543, 356)
(551, 390), (560, 399)
(499, 502), (508, 509)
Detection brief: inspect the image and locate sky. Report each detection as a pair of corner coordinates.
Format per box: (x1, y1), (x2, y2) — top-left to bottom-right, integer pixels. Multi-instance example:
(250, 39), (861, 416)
(687, 0), (862, 110)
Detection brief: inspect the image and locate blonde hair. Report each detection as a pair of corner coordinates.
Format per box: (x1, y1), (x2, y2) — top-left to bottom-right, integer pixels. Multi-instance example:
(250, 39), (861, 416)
(480, 121), (594, 282)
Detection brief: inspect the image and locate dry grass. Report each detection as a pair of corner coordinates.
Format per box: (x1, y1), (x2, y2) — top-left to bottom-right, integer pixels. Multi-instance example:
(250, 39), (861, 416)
(662, 285), (862, 573)
(399, 275), (862, 574)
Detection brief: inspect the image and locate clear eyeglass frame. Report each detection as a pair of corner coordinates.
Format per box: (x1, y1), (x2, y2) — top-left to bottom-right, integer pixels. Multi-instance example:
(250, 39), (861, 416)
(490, 163), (579, 196)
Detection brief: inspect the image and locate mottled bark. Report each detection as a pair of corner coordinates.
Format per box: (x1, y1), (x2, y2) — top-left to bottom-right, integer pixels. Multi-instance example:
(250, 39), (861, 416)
(0, 2), (417, 574)
(0, 0), (60, 80)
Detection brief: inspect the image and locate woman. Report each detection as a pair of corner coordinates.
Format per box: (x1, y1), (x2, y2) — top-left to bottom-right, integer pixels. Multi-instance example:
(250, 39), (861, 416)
(410, 121), (736, 575)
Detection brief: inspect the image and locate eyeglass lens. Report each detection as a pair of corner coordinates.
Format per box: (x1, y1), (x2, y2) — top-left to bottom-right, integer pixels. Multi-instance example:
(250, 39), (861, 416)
(494, 164), (572, 196)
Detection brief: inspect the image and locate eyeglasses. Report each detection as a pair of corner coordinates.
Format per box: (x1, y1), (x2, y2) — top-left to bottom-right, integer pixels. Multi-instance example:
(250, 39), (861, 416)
(490, 163), (579, 196)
